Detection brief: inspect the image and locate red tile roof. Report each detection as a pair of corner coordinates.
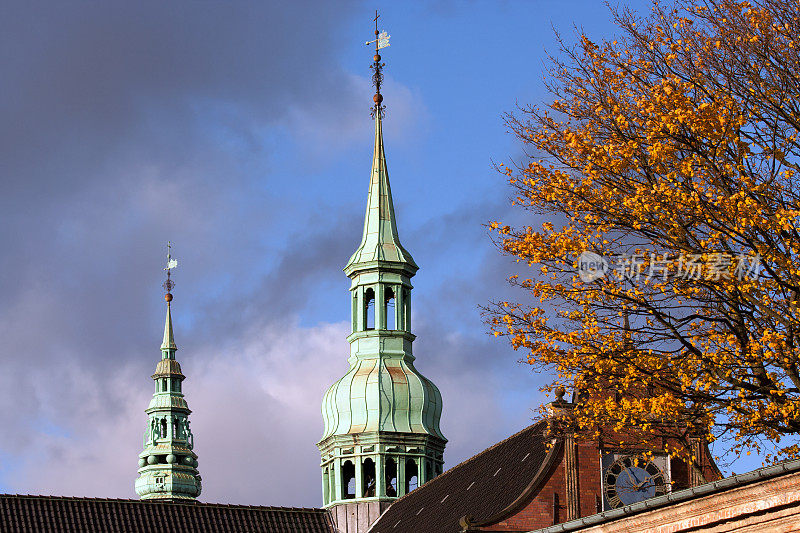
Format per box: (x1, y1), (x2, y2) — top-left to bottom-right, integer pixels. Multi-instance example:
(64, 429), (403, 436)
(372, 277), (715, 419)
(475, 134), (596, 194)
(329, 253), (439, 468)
(368, 422), (555, 533)
(0, 494), (335, 532)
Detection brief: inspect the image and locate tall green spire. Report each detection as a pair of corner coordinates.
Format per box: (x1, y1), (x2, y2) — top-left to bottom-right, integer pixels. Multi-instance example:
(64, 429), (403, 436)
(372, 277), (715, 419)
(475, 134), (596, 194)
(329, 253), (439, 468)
(135, 245), (201, 501)
(344, 108), (417, 272)
(318, 15), (445, 531)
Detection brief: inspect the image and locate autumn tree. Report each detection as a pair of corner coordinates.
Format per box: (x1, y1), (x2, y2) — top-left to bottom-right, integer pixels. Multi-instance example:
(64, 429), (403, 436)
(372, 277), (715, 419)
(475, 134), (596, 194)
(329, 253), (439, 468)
(492, 0), (800, 475)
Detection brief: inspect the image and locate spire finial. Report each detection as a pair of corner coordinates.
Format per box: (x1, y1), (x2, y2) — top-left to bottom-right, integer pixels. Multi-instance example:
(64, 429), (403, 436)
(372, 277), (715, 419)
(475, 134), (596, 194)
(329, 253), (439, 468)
(163, 241), (178, 303)
(365, 10), (389, 118)
(161, 242), (178, 353)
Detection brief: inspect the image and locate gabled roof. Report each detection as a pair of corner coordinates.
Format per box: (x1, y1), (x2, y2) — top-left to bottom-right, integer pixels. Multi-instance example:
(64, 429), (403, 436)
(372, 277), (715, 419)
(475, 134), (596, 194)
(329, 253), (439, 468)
(0, 494), (335, 533)
(368, 421), (558, 533)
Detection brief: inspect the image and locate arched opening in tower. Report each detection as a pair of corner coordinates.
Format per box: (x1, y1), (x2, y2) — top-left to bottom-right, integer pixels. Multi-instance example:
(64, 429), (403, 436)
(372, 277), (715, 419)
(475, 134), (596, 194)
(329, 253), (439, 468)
(365, 288), (375, 330)
(385, 458), (398, 497)
(322, 468), (330, 505)
(385, 287), (396, 330)
(352, 292), (358, 333)
(406, 459), (418, 493)
(362, 458), (376, 497)
(342, 460), (356, 499)
(403, 288), (411, 331)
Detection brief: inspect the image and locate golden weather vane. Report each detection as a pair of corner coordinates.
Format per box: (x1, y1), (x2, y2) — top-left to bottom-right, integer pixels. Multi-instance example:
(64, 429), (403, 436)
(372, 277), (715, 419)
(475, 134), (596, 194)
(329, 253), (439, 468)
(365, 10), (390, 118)
(163, 241), (178, 301)
(365, 10), (390, 51)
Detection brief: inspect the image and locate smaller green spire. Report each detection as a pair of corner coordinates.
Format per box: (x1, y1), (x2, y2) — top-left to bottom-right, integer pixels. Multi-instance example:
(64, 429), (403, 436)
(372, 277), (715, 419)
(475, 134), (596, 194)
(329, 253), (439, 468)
(136, 244), (201, 501)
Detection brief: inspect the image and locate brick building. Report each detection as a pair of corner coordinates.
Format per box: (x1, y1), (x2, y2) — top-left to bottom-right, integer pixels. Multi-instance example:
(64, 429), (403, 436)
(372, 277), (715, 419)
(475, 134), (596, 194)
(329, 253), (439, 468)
(529, 459), (800, 533)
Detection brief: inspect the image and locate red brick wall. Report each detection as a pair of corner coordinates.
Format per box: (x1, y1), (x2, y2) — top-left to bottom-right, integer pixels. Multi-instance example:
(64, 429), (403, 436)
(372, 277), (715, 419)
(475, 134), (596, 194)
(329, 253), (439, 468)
(576, 441), (603, 518)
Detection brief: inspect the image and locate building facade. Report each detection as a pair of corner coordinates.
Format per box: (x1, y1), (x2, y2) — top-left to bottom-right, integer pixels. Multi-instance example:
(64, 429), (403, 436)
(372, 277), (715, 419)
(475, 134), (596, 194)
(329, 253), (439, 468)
(528, 459), (800, 533)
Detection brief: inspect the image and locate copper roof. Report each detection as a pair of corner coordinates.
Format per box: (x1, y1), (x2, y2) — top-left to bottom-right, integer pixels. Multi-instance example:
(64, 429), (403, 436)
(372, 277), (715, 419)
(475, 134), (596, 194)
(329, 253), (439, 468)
(368, 421), (556, 533)
(151, 358), (184, 379)
(0, 494), (335, 532)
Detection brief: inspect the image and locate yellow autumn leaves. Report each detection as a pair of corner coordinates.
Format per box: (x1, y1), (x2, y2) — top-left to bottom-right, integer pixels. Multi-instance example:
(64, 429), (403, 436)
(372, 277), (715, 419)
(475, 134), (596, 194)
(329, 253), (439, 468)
(491, 0), (800, 470)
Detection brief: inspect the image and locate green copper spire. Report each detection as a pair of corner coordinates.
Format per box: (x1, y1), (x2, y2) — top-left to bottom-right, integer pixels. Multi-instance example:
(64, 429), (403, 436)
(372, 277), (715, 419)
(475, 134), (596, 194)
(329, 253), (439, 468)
(319, 17), (445, 530)
(344, 108), (417, 273)
(135, 245), (201, 501)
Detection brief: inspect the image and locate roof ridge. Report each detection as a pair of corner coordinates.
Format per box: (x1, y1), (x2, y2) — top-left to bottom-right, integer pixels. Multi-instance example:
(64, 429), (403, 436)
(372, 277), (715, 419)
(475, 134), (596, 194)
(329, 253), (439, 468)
(0, 494), (328, 512)
(379, 420), (546, 509)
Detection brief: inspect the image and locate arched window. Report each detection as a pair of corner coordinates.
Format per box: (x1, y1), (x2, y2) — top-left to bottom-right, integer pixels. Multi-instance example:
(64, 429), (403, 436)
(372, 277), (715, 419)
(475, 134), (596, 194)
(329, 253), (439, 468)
(385, 458), (398, 497)
(406, 459), (418, 493)
(403, 288), (411, 331)
(173, 418), (180, 439)
(364, 288), (375, 330)
(342, 461), (356, 499)
(385, 287), (396, 330)
(323, 468), (330, 505)
(352, 292), (358, 333)
(160, 418), (167, 439)
(362, 458), (376, 497)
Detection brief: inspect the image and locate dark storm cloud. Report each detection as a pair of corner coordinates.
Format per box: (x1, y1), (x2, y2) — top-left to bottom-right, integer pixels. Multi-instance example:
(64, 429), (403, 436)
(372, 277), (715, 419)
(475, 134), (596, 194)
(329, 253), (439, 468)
(0, 0), (360, 285)
(0, 0), (363, 355)
(0, 5), (297, 207)
(190, 210), (363, 347)
(0, 0), (364, 487)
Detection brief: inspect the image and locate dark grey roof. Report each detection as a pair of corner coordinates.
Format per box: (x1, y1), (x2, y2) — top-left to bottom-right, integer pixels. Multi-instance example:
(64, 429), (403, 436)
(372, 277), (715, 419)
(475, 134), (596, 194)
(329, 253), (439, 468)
(528, 458), (800, 533)
(0, 494), (335, 533)
(369, 422), (557, 533)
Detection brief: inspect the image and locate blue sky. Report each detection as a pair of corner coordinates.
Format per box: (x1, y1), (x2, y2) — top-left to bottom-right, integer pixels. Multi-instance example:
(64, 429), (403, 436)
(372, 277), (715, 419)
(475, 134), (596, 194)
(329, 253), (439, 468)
(0, 0), (761, 507)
